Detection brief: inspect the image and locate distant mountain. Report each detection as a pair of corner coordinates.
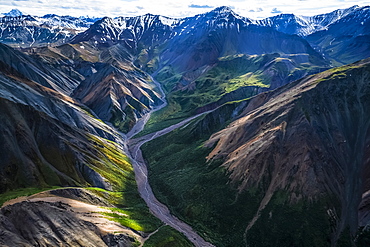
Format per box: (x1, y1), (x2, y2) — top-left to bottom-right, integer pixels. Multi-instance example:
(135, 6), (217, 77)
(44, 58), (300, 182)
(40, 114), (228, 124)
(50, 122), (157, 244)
(1, 5), (369, 68)
(71, 14), (179, 49)
(258, 5), (360, 36)
(2, 9), (24, 17)
(0, 14), (96, 47)
(255, 5), (370, 65)
(306, 6), (370, 65)
(151, 6), (327, 78)
(72, 6), (328, 90)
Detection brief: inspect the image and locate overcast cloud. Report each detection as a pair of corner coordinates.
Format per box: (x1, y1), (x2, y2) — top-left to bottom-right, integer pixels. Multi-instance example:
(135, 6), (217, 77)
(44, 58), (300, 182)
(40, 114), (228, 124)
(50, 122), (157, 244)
(0, 0), (369, 19)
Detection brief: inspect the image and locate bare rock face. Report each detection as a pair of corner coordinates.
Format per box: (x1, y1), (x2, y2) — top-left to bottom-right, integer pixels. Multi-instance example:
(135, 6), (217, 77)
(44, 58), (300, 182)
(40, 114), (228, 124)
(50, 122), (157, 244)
(0, 47), (130, 192)
(205, 58), (370, 242)
(0, 188), (138, 247)
(0, 201), (108, 246)
(0, 96), (116, 192)
(27, 42), (164, 133)
(0, 43), (80, 95)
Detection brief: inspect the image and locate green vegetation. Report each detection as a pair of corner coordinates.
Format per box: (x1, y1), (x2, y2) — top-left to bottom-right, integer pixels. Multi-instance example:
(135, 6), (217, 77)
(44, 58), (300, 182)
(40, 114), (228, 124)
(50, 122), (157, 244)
(77, 136), (165, 235)
(356, 227), (370, 246)
(0, 186), (60, 207)
(110, 106), (137, 133)
(102, 207), (157, 232)
(314, 63), (361, 85)
(86, 187), (162, 233)
(143, 53), (324, 136)
(141, 104), (339, 246)
(246, 191), (333, 247)
(141, 114), (263, 246)
(227, 72), (269, 92)
(79, 106), (105, 124)
(86, 134), (135, 191)
(143, 226), (193, 247)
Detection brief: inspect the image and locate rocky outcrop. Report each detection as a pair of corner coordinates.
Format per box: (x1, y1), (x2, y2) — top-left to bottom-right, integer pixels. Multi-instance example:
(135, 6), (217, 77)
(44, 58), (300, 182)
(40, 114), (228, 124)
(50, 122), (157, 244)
(0, 201), (108, 246)
(25, 42), (164, 133)
(205, 58), (370, 244)
(0, 96), (112, 192)
(0, 188), (139, 247)
(72, 64), (162, 132)
(0, 43), (80, 95)
(0, 45), (135, 192)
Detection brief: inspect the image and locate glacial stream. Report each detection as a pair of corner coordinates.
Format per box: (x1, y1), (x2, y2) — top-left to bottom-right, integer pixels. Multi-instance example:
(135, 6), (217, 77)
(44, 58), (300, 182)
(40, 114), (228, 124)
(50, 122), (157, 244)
(123, 78), (215, 247)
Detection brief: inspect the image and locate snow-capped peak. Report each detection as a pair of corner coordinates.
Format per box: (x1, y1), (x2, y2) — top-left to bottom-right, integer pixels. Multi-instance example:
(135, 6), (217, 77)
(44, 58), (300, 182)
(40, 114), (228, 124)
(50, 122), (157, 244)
(212, 6), (234, 14)
(2, 9), (25, 17)
(257, 5), (362, 36)
(206, 6), (241, 19)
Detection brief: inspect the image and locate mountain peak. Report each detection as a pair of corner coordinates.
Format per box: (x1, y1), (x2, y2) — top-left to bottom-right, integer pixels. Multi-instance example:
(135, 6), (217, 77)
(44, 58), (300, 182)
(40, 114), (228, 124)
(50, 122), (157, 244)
(210, 6), (236, 16)
(206, 6), (245, 20)
(94, 16), (115, 27)
(213, 6), (234, 12)
(2, 9), (24, 17)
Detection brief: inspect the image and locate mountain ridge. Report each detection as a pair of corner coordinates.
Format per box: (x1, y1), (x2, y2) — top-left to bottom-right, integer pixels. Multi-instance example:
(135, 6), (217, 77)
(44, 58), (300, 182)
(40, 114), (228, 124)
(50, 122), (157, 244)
(1, 3), (370, 247)
(1, 5), (367, 48)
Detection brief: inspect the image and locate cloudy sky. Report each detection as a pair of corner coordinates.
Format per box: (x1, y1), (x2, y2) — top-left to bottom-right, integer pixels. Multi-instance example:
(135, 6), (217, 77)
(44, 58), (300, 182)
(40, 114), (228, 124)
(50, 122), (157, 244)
(0, 0), (369, 19)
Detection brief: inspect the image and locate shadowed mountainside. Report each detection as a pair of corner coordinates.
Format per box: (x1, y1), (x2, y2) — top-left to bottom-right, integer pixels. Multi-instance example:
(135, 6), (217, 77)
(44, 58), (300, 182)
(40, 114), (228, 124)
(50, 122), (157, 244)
(0, 43), (193, 247)
(141, 58), (370, 246)
(26, 42), (163, 133)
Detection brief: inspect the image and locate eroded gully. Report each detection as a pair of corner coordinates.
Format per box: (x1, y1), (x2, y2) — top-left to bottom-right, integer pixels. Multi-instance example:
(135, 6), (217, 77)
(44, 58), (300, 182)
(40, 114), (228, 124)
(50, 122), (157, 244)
(122, 77), (215, 247)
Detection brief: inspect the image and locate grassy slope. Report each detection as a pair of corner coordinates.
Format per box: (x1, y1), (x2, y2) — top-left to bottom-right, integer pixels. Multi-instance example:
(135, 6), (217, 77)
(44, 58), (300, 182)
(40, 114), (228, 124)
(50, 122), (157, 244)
(141, 102), (339, 246)
(86, 187), (161, 233)
(141, 113), (261, 246)
(74, 135), (194, 245)
(0, 187), (60, 207)
(0, 132), (192, 246)
(142, 53), (323, 136)
(143, 226), (193, 247)
(140, 55), (271, 135)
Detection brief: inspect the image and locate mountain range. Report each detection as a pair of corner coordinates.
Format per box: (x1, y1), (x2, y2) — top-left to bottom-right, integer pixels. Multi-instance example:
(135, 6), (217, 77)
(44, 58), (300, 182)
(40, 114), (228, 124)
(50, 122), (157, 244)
(1, 5), (370, 247)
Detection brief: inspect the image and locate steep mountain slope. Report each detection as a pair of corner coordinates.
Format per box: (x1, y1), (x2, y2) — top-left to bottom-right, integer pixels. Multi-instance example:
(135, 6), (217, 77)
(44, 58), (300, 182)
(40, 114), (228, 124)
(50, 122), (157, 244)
(0, 54), (122, 191)
(71, 14), (178, 49)
(27, 42), (163, 133)
(307, 6), (370, 65)
(142, 59), (370, 246)
(0, 43), (81, 94)
(148, 7), (327, 84)
(2, 9), (24, 17)
(0, 42), (192, 247)
(0, 14), (94, 48)
(258, 5), (359, 36)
